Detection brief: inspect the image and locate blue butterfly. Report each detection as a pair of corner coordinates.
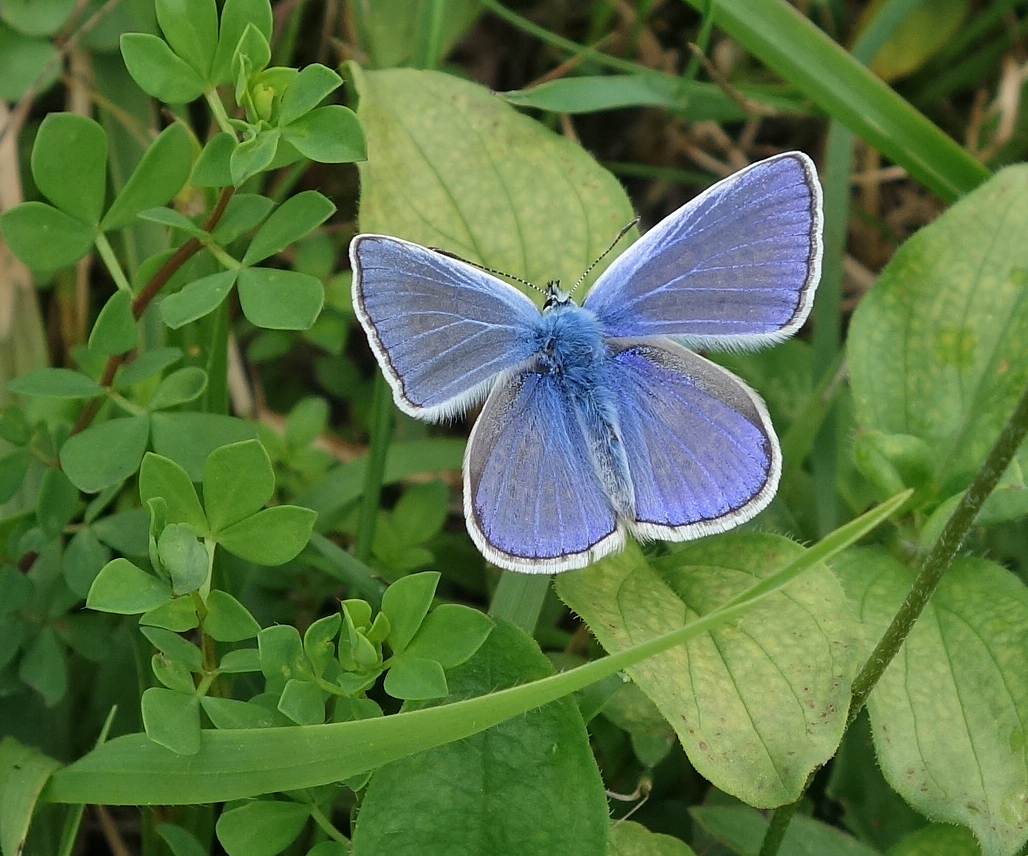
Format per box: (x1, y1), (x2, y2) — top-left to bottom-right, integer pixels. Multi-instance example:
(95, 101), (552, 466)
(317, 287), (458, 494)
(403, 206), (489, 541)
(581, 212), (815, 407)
(350, 152), (823, 574)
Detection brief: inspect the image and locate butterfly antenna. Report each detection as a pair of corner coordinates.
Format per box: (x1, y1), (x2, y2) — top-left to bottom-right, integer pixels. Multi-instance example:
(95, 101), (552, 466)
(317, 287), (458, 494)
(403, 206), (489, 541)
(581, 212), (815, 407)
(430, 247), (546, 297)
(571, 217), (641, 296)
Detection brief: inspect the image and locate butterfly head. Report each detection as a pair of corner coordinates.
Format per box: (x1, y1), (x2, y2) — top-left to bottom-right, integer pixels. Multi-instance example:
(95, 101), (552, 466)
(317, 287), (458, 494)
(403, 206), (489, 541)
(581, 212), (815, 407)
(542, 281), (573, 312)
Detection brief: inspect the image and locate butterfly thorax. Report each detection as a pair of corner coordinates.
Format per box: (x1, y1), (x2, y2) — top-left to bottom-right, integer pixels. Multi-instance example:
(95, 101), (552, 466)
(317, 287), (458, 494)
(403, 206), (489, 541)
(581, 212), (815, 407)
(533, 300), (607, 385)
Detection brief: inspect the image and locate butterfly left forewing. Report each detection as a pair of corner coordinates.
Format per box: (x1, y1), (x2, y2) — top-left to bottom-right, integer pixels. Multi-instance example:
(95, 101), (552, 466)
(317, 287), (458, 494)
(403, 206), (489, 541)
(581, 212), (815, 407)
(606, 339), (780, 540)
(465, 369), (623, 573)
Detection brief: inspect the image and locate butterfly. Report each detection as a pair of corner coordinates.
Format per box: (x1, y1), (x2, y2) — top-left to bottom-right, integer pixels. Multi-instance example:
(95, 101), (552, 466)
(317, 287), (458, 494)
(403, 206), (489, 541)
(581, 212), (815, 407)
(350, 151), (823, 574)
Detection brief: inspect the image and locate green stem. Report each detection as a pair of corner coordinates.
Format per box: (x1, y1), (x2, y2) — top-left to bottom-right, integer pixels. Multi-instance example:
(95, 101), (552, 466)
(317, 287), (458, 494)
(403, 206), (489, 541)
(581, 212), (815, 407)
(94, 232), (132, 293)
(488, 572), (550, 633)
(354, 374), (394, 564)
(847, 378), (1028, 722)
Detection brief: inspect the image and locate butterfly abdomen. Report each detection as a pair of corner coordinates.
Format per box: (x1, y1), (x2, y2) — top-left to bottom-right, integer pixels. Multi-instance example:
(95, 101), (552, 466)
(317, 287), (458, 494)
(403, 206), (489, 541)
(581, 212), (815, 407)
(532, 304), (635, 519)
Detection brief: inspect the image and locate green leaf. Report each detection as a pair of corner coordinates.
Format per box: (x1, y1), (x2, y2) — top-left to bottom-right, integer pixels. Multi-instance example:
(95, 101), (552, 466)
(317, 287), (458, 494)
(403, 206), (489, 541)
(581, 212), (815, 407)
(148, 367), (207, 411)
(849, 164), (1028, 493)
(204, 590), (260, 642)
(60, 415), (150, 493)
(405, 604), (492, 668)
(88, 290), (137, 355)
(229, 128), (279, 186)
(36, 467), (79, 540)
(155, 0), (218, 78)
(203, 439), (274, 532)
(101, 122), (194, 231)
(835, 550), (1028, 856)
(87, 558), (172, 614)
(120, 32), (206, 103)
(0, 202), (96, 269)
(141, 626), (203, 672)
(236, 267), (324, 330)
(862, 0), (968, 81)
(62, 528), (110, 598)
(18, 626), (67, 706)
(1, 0), (77, 35)
(673, 0), (987, 200)
(140, 596), (200, 632)
(137, 206), (208, 237)
(156, 822), (209, 856)
(139, 452), (208, 533)
(353, 620), (608, 855)
(150, 412), (257, 481)
(0, 448), (28, 505)
(201, 696), (279, 729)
(115, 347), (182, 389)
(886, 823), (982, 856)
(0, 738), (62, 856)
(31, 112), (107, 224)
(158, 523), (209, 595)
(691, 805), (878, 856)
(278, 678), (325, 725)
(381, 572), (439, 655)
(216, 648), (259, 675)
(389, 480), (447, 547)
(191, 131), (235, 187)
(383, 656), (447, 700)
(556, 535), (863, 808)
(242, 191), (335, 266)
(303, 613), (341, 676)
(152, 652), (196, 694)
(258, 624), (313, 692)
(7, 367), (102, 398)
(41, 493), (909, 807)
(216, 505), (316, 565)
(350, 64), (633, 293)
(160, 270), (239, 329)
(281, 105), (365, 164)
(608, 821), (695, 855)
(502, 74), (780, 121)
(0, 30), (59, 100)
(216, 800), (310, 856)
(210, 0), (273, 84)
(277, 64), (342, 126)
(142, 687), (201, 755)
(210, 193), (276, 244)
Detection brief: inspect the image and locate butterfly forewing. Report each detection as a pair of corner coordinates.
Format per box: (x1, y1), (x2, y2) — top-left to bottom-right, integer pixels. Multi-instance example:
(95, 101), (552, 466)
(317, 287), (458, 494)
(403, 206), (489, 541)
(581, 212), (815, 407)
(607, 340), (780, 540)
(584, 152), (822, 349)
(465, 370), (623, 574)
(350, 235), (541, 419)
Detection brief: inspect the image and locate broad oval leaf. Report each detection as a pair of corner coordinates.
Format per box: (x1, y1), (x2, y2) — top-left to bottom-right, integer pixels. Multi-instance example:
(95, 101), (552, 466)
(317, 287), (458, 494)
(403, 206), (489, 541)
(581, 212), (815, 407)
(216, 800), (310, 856)
(88, 290), (136, 355)
(150, 412), (256, 481)
(849, 164), (1028, 500)
(101, 122), (194, 231)
(120, 32), (206, 103)
(351, 620), (608, 856)
(60, 415), (151, 493)
(0, 202), (96, 269)
(834, 549), (1028, 856)
(236, 267), (323, 330)
(31, 112), (107, 224)
(160, 270), (239, 329)
(216, 505), (316, 565)
(350, 64), (635, 296)
(202, 439), (275, 532)
(7, 367), (102, 399)
(241, 190), (335, 266)
(556, 535), (863, 808)
(87, 558), (172, 614)
(139, 452), (208, 533)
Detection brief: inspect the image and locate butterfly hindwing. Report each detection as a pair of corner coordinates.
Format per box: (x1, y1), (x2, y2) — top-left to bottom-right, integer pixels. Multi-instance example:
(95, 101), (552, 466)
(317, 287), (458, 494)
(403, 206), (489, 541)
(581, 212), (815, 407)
(464, 369), (622, 573)
(350, 235), (541, 419)
(607, 339), (780, 540)
(584, 152), (822, 349)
